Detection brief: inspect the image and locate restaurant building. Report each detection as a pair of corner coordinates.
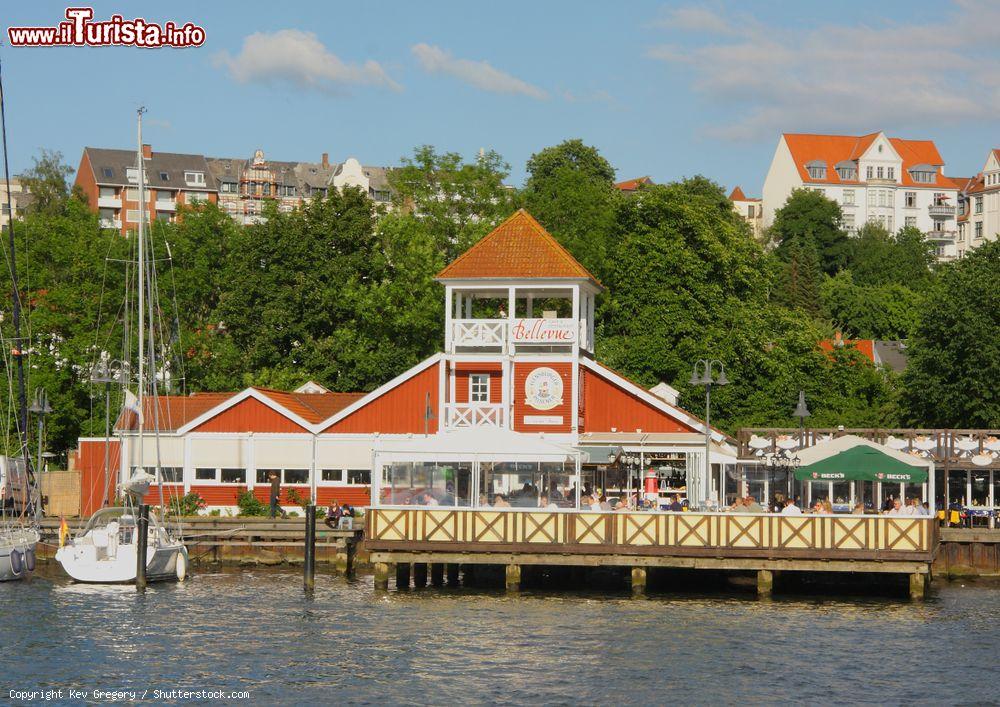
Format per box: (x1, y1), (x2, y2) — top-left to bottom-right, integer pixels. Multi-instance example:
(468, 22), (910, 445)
(74, 209), (736, 515)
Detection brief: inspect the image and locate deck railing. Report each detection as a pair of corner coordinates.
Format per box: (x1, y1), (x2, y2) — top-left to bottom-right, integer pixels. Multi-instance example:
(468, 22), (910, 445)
(366, 508), (937, 561)
(443, 403), (506, 429)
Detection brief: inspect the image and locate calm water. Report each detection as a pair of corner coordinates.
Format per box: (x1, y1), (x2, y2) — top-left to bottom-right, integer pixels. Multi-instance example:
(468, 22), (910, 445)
(1, 565), (997, 705)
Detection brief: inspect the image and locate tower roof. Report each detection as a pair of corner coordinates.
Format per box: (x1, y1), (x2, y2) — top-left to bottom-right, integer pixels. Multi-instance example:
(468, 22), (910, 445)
(435, 209), (602, 287)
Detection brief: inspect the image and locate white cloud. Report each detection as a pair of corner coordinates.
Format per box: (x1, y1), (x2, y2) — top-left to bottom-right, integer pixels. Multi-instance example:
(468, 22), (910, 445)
(216, 30), (400, 93)
(648, 1), (1000, 140)
(411, 43), (547, 99)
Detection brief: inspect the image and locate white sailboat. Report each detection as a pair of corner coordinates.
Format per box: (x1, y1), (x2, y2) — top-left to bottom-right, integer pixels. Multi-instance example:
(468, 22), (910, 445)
(0, 53), (40, 582)
(56, 108), (188, 583)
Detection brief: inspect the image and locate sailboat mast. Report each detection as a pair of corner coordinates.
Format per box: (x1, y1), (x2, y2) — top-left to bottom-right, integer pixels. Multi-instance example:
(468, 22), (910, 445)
(136, 107), (146, 461)
(0, 55), (34, 495)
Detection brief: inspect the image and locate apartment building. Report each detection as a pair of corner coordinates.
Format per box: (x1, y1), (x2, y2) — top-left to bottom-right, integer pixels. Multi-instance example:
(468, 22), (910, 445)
(762, 132), (960, 259)
(955, 149), (1000, 257)
(728, 186), (764, 240)
(0, 178), (32, 231)
(74, 145), (217, 234)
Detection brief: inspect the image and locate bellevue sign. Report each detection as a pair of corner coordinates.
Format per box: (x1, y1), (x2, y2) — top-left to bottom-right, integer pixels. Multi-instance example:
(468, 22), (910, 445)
(510, 318), (576, 344)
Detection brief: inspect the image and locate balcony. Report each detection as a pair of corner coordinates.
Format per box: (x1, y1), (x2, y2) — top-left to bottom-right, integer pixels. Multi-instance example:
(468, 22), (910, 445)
(443, 403), (506, 429)
(99, 218), (122, 230)
(928, 204), (955, 218)
(155, 200), (176, 211)
(927, 230), (957, 242)
(449, 317), (579, 352)
(97, 196), (121, 208)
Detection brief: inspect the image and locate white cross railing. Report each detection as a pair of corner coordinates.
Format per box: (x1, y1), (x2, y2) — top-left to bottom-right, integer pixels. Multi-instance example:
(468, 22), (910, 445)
(444, 403), (506, 430)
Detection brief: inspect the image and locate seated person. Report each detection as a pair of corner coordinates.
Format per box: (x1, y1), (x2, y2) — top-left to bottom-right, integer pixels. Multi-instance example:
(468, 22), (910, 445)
(728, 497), (745, 512)
(744, 495), (764, 513)
(599, 494), (612, 511)
(538, 494), (557, 510)
(493, 494), (511, 508)
(325, 501), (343, 529)
(667, 494), (684, 512)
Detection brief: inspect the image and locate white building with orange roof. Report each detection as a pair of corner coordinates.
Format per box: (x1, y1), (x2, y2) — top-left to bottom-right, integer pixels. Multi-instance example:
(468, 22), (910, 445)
(728, 186), (764, 240)
(956, 149), (1000, 256)
(74, 210), (738, 515)
(762, 132), (960, 259)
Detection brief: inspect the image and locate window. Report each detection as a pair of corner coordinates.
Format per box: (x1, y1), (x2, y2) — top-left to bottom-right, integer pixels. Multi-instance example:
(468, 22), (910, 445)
(842, 213), (855, 231)
(220, 468), (246, 484)
(886, 215), (893, 232)
(158, 467), (183, 483)
(284, 469), (309, 484)
(866, 166), (873, 180)
(262, 182), (271, 196)
(125, 187), (139, 202)
(347, 469), (371, 484)
(877, 166), (884, 179)
(975, 221), (984, 239)
(910, 170), (935, 184)
(905, 191), (916, 207)
(843, 189), (855, 205)
(101, 167), (114, 179)
(836, 166), (856, 180)
(933, 193), (946, 206)
(887, 167), (895, 180)
(281, 185), (296, 197)
(126, 210), (139, 223)
(747, 205), (755, 218)
(878, 190), (886, 207)
(975, 196), (983, 214)
(321, 469), (344, 483)
(373, 189), (391, 202)
(156, 190), (174, 202)
(470, 373), (490, 403)
(184, 171), (206, 186)
(195, 468), (216, 481)
(221, 181), (237, 193)
(905, 216), (917, 228)
(159, 171), (169, 181)
(156, 211), (171, 222)
(99, 186), (116, 199)
(187, 191), (210, 203)
(806, 162), (826, 179)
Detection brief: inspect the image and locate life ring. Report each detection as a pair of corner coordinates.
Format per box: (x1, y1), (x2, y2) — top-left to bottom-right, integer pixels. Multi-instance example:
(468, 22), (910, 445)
(9, 549), (22, 576)
(175, 551), (187, 581)
(24, 548), (35, 572)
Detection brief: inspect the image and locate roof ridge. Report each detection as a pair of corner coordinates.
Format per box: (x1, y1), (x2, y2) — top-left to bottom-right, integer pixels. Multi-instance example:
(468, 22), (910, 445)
(519, 209), (603, 285)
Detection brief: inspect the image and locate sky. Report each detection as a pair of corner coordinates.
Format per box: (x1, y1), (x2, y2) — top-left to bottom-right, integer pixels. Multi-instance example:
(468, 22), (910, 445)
(2, 0), (999, 194)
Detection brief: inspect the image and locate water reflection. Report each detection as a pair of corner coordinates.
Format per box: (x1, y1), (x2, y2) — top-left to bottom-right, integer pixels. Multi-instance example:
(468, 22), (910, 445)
(2, 566), (996, 703)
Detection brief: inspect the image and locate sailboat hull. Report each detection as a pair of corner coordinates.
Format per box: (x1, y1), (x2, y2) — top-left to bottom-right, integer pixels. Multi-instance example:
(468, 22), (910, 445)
(0, 528), (39, 582)
(56, 541), (187, 584)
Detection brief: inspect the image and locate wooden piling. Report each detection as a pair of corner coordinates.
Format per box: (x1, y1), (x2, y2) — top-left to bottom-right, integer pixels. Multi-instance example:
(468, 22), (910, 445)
(430, 562), (444, 586)
(757, 569), (774, 598)
(446, 563), (460, 586)
(413, 562), (428, 588)
(374, 562), (390, 590)
(135, 504), (149, 592)
(303, 504), (316, 591)
(505, 564), (521, 592)
(395, 562), (411, 589)
(909, 572), (926, 600)
(631, 567), (647, 596)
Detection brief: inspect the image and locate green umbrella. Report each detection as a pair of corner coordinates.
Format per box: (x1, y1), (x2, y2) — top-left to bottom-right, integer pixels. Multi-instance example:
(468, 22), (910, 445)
(794, 445), (927, 483)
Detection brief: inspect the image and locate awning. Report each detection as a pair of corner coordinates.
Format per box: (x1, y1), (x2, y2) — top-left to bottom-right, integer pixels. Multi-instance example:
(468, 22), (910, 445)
(795, 445), (928, 483)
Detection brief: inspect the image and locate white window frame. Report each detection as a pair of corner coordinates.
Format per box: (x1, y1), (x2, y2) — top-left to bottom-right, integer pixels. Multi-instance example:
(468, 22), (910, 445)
(843, 189), (855, 205)
(470, 373), (490, 403)
(184, 171), (206, 186)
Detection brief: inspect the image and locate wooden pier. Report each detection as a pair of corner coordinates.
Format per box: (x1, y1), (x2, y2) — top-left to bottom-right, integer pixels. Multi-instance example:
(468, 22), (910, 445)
(365, 508), (939, 598)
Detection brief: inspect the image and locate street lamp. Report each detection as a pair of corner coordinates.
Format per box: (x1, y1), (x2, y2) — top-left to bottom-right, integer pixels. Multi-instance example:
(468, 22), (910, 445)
(90, 359), (126, 507)
(689, 359), (729, 509)
(792, 390), (810, 504)
(28, 387), (52, 480)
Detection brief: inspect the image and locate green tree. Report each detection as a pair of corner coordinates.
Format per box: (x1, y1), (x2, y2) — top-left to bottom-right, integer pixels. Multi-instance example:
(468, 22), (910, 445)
(901, 240), (1000, 427)
(522, 140), (620, 282)
(774, 238), (822, 317)
(772, 189), (850, 275)
(820, 271), (924, 340)
(18, 149), (75, 215)
(850, 223), (934, 289)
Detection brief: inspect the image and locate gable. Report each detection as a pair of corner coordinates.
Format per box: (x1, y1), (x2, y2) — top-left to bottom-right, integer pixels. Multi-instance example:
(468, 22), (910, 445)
(986, 151), (1000, 172)
(860, 133), (899, 162)
(323, 363), (439, 433)
(581, 367), (698, 434)
(192, 396), (308, 433)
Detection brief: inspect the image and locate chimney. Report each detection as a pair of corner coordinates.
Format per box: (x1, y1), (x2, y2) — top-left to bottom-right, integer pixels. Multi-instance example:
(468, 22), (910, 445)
(142, 144), (152, 159)
(321, 152), (329, 168)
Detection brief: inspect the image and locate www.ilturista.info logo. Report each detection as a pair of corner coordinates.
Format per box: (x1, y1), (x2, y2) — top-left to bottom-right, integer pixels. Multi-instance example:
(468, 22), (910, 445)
(7, 7), (205, 48)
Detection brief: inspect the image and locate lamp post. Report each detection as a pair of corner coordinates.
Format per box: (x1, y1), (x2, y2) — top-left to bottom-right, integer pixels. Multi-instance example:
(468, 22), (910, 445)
(792, 390), (810, 504)
(689, 359), (729, 509)
(28, 387), (52, 480)
(90, 359), (125, 507)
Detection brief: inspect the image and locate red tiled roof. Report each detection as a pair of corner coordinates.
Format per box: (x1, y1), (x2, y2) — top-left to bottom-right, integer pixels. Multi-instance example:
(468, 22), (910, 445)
(435, 209), (601, 285)
(729, 186), (747, 201)
(783, 132), (952, 189)
(615, 176), (653, 192)
(116, 388), (365, 431)
(818, 338), (876, 364)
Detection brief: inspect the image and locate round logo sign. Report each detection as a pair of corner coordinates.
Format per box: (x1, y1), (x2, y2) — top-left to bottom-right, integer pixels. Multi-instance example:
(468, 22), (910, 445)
(524, 367), (564, 411)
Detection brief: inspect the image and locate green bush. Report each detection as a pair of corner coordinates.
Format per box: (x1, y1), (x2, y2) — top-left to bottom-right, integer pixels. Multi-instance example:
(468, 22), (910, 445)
(168, 492), (207, 517)
(285, 488), (311, 511)
(235, 488), (267, 517)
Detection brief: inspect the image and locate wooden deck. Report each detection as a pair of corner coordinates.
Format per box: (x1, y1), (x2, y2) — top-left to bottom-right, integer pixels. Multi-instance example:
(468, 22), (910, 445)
(365, 509), (939, 595)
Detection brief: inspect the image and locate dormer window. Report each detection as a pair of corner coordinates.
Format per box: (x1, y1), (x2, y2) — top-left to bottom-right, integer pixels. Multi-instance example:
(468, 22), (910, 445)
(159, 171), (169, 181)
(805, 160), (827, 180)
(835, 161), (857, 181)
(909, 165), (936, 184)
(184, 171), (206, 186)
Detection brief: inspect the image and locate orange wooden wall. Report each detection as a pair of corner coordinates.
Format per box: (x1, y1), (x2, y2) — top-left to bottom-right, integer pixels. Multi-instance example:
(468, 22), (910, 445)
(453, 361), (503, 404)
(77, 439), (121, 516)
(581, 368), (696, 433)
(193, 396), (307, 433)
(512, 361), (572, 433)
(323, 364), (439, 434)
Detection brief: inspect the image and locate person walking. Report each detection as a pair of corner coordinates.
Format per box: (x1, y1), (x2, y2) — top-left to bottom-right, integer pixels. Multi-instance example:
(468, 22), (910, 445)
(268, 471), (287, 519)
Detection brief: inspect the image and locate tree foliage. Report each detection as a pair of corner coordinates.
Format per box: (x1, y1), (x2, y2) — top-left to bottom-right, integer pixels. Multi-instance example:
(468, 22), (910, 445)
(772, 189), (851, 275)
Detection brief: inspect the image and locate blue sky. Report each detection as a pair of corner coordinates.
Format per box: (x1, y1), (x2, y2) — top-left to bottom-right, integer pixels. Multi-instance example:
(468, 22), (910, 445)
(3, 1), (999, 193)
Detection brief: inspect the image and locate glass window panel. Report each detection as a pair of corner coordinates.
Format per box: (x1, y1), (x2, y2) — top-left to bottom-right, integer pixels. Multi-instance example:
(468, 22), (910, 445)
(257, 469), (278, 484)
(157, 467), (183, 483)
(347, 469), (370, 484)
(970, 471), (990, 507)
(321, 469), (343, 483)
(284, 469), (309, 484)
(195, 468), (216, 481)
(220, 468), (245, 484)
(947, 470), (967, 507)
